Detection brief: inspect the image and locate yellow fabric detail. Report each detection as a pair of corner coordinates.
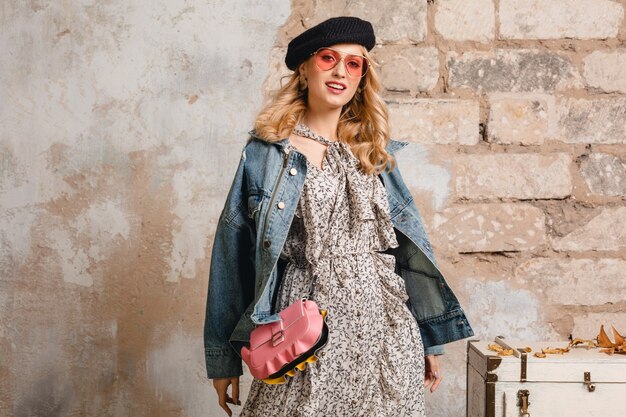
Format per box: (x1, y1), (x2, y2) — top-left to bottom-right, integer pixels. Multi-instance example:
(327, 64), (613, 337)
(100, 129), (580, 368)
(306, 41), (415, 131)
(262, 375), (287, 384)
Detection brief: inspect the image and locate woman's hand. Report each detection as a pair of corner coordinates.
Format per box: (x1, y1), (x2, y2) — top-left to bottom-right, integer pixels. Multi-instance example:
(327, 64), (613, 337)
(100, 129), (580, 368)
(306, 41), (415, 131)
(424, 354), (442, 393)
(212, 376), (241, 416)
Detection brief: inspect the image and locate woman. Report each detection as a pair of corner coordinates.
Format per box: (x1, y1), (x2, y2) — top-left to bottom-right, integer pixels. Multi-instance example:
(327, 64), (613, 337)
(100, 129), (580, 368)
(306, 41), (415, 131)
(204, 16), (474, 416)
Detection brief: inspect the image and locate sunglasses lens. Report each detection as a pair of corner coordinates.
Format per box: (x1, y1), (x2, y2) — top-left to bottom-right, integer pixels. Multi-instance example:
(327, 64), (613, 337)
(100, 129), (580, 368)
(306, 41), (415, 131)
(315, 49), (340, 71)
(345, 56), (366, 77)
(314, 48), (368, 77)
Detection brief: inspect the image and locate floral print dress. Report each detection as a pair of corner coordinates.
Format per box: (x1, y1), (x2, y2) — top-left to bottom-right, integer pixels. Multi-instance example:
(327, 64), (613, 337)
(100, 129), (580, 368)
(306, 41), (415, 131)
(240, 124), (425, 417)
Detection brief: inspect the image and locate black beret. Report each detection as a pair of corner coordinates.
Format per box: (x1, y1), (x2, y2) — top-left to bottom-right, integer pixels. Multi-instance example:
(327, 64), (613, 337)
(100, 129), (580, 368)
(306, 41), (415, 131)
(285, 16), (376, 71)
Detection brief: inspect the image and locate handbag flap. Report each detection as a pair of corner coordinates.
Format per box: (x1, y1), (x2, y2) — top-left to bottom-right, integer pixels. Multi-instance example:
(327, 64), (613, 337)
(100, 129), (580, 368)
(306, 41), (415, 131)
(248, 299), (313, 351)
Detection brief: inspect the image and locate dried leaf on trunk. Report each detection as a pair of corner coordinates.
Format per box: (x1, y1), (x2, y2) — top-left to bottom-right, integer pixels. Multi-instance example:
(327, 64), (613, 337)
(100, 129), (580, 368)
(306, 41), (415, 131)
(596, 324), (626, 355)
(487, 344), (515, 356)
(612, 325), (625, 346)
(569, 338), (597, 349)
(600, 347), (615, 355)
(597, 325), (615, 348)
(534, 352), (546, 358)
(542, 347), (569, 354)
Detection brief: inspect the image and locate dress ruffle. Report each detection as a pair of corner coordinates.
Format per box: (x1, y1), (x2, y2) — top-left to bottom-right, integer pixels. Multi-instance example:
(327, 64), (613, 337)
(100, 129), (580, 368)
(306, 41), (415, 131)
(285, 127), (398, 271)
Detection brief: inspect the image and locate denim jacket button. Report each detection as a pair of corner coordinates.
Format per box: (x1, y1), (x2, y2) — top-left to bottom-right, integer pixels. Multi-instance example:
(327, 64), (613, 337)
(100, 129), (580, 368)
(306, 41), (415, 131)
(277, 201), (286, 209)
(263, 240), (271, 248)
(289, 168), (297, 175)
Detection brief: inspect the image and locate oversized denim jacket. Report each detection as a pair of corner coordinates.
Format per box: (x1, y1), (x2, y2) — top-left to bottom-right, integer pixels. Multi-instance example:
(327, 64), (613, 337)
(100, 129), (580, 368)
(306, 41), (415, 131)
(204, 131), (475, 379)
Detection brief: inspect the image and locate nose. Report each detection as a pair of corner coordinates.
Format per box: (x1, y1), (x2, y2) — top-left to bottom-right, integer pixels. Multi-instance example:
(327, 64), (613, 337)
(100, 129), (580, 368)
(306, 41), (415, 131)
(332, 58), (347, 77)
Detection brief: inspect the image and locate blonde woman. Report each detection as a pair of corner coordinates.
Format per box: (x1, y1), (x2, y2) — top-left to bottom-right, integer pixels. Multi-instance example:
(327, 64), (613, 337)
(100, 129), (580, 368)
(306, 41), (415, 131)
(204, 16), (474, 417)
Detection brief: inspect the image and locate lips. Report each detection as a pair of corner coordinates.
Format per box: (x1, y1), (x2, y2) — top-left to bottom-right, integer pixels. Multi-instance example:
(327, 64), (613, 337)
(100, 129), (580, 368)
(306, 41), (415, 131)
(325, 81), (346, 92)
(326, 81), (346, 89)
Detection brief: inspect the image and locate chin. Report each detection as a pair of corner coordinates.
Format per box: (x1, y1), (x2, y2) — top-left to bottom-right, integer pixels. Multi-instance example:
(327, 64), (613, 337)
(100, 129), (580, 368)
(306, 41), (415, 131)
(329, 100), (351, 109)
(309, 89), (356, 109)
(322, 95), (355, 109)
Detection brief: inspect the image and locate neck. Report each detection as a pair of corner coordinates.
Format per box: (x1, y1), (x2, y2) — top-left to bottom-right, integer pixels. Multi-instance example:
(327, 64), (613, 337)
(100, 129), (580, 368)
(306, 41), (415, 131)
(301, 106), (342, 142)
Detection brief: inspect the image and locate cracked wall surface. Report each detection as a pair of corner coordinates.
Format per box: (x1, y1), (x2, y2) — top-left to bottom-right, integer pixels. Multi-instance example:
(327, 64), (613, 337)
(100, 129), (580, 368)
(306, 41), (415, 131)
(1, 1), (289, 416)
(2, 1), (625, 416)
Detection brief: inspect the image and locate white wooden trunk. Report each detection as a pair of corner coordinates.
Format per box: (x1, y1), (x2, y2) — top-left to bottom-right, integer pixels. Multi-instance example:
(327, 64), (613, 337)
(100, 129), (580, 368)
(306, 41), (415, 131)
(466, 338), (626, 417)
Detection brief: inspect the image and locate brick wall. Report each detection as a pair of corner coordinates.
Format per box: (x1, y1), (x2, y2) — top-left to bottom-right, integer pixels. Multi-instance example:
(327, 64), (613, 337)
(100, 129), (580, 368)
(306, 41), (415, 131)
(269, 1), (625, 416)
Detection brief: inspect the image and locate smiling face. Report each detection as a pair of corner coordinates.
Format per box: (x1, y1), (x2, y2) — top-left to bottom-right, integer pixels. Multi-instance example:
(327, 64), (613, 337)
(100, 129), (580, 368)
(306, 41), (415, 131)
(298, 43), (367, 111)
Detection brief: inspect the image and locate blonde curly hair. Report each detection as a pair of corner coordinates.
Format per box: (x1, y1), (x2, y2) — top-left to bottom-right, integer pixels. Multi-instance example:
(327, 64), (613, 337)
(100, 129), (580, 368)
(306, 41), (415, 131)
(252, 46), (397, 175)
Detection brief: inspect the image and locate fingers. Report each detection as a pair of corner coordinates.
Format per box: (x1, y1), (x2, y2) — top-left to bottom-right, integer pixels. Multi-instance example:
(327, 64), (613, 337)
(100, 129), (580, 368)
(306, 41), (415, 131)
(217, 393), (232, 416)
(424, 371), (434, 389)
(224, 395), (241, 405)
(430, 371), (442, 393)
(424, 355), (442, 393)
(424, 370), (439, 391)
(213, 378), (238, 416)
(231, 377), (241, 405)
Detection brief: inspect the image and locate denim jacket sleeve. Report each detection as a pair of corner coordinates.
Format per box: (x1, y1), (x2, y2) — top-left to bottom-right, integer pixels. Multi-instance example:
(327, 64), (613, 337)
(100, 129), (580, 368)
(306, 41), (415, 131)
(424, 344), (445, 356)
(203, 146), (255, 379)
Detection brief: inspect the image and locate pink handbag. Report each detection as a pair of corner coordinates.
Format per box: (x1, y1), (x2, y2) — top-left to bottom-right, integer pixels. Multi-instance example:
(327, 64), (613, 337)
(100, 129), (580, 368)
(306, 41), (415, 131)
(241, 275), (329, 384)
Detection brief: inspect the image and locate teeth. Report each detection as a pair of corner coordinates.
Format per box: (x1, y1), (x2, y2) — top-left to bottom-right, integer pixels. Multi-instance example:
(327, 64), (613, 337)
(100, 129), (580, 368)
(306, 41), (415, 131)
(327, 83), (345, 90)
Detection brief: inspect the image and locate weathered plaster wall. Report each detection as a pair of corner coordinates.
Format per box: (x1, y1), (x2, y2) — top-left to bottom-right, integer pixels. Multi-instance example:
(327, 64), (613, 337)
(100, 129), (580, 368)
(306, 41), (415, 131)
(2, 1), (625, 417)
(0, 1), (289, 416)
